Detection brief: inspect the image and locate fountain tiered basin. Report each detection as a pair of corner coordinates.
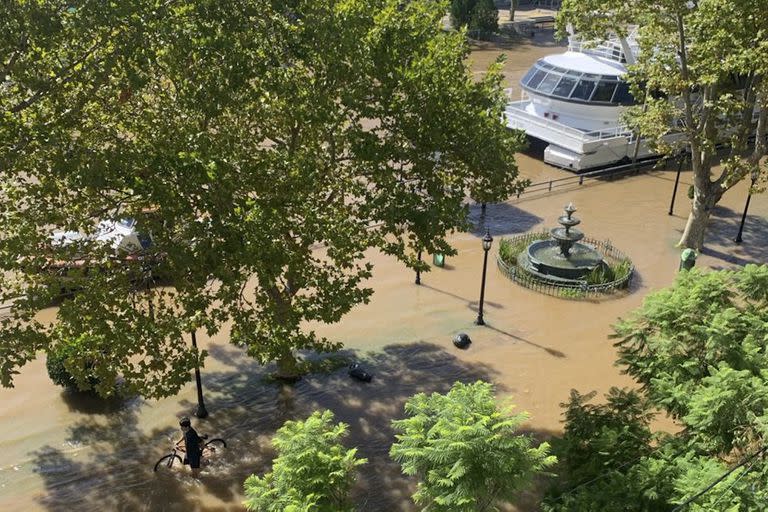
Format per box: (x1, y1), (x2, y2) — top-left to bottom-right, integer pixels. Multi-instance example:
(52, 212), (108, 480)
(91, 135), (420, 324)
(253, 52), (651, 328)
(497, 203), (634, 298)
(525, 203), (603, 280)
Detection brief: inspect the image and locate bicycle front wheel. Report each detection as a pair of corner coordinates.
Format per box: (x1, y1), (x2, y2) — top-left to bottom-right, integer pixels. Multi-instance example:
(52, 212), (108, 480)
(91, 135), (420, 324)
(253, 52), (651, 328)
(153, 453), (182, 472)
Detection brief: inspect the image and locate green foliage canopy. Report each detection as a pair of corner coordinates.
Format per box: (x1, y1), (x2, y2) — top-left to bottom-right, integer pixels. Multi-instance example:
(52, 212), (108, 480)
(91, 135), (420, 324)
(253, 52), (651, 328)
(545, 387), (768, 512)
(243, 410), (366, 512)
(45, 334), (101, 392)
(614, 264), (768, 453)
(469, 0), (499, 39)
(390, 380), (556, 511)
(0, 0), (525, 392)
(548, 266), (768, 511)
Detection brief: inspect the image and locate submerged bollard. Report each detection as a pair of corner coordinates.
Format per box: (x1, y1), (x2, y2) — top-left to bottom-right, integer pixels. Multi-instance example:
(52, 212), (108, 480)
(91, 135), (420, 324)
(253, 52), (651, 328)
(453, 333), (471, 349)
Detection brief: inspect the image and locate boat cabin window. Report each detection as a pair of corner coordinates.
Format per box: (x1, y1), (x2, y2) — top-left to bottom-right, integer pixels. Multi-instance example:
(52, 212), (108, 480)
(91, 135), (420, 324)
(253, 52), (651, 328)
(520, 59), (635, 105)
(611, 81), (634, 105)
(591, 80), (618, 102)
(521, 67), (537, 84)
(552, 76), (578, 98)
(570, 79), (596, 100)
(525, 69), (547, 88)
(537, 72), (563, 94)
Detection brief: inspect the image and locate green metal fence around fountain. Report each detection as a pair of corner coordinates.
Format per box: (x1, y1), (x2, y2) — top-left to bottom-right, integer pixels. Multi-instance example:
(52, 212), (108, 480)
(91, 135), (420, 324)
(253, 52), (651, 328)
(496, 231), (635, 300)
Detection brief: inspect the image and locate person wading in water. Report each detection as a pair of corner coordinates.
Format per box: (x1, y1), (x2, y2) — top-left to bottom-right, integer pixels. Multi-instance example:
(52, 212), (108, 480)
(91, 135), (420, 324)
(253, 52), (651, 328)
(176, 417), (203, 477)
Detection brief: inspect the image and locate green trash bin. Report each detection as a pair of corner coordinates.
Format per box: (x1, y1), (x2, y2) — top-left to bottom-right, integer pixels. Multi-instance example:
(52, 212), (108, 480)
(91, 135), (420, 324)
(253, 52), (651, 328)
(679, 248), (697, 271)
(432, 253), (445, 267)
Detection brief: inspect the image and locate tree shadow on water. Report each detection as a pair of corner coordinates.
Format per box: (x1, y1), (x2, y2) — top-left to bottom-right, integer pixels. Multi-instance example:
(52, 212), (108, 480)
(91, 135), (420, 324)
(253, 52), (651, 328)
(31, 342), (503, 512)
(30, 404), (227, 512)
(468, 202), (543, 237)
(199, 342), (504, 511)
(59, 388), (140, 415)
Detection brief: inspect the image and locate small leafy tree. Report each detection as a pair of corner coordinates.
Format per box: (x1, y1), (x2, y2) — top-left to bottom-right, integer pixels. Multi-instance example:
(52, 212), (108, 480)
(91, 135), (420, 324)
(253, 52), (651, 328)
(469, 0), (499, 39)
(390, 380), (556, 512)
(452, 0), (499, 36)
(451, 0), (477, 29)
(546, 265), (768, 511)
(243, 411), (366, 512)
(544, 388), (676, 512)
(554, 388), (656, 488)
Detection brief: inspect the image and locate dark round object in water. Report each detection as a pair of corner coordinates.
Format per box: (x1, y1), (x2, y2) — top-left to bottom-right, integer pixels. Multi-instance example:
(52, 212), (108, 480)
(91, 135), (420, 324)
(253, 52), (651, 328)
(349, 363), (372, 382)
(453, 333), (471, 349)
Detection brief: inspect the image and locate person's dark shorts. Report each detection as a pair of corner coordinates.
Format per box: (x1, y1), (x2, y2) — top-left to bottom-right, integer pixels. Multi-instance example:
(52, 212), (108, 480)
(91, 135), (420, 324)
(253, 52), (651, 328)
(185, 451), (202, 469)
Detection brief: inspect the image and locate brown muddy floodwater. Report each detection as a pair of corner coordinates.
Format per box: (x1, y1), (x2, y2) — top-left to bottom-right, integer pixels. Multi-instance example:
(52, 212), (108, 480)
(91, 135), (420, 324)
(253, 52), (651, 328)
(1, 33), (767, 512)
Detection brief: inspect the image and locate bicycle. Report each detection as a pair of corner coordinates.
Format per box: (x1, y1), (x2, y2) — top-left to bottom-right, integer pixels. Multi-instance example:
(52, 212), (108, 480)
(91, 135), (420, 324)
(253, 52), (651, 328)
(153, 434), (227, 472)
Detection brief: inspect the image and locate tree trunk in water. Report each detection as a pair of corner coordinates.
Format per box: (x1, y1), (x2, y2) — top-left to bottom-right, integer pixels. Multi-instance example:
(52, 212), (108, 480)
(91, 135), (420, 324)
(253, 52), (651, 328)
(275, 349), (301, 382)
(678, 188), (721, 250)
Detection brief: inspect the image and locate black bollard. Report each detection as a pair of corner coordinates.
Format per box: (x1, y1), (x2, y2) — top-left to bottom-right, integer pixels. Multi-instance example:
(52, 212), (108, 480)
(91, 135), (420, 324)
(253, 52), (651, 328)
(453, 333), (471, 349)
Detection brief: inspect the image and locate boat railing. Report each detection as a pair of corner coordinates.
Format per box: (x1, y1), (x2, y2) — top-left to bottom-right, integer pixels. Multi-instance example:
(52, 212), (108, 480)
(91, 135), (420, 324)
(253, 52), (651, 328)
(567, 27), (640, 63)
(505, 101), (632, 143)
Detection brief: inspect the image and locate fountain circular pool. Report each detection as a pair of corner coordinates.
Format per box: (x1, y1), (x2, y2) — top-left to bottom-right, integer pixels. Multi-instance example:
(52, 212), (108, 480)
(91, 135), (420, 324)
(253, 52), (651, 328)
(527, 239), (603, 280)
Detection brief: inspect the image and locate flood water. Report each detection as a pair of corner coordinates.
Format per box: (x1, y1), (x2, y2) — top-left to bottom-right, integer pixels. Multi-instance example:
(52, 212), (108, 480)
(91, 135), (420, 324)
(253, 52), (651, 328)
(1, 31), (767, 512)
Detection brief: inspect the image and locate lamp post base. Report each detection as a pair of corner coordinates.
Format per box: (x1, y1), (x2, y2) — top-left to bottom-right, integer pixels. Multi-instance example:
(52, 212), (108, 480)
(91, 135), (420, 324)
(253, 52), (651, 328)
(475, 316), (485, 326)
(195, 403), (209, 419)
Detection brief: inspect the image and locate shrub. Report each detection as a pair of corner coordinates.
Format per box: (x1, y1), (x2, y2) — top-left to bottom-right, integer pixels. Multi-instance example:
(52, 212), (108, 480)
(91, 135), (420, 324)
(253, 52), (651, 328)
(498, 233), (548, 268)
(46, 335), (100, 391)
(611, 259), (633, 284)
(243, 410), (366, 512)
(585, 259), (631, 286)
(585, 262), (615, 285)
(391, 381), (556, 512)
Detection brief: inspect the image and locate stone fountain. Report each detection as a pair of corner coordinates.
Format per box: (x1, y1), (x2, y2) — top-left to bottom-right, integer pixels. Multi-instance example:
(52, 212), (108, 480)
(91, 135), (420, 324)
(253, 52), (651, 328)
(525, 203), (604, 280)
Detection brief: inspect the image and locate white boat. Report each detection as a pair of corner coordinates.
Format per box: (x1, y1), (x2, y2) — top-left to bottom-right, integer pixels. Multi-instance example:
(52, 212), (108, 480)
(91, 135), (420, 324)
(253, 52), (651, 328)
(505, 29), (660, 171)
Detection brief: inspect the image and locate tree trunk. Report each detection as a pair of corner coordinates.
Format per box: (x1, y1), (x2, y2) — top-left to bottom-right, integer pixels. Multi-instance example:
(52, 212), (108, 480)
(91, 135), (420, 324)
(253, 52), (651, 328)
(678, 187), (721, 250)
(275, 348), (301, 382)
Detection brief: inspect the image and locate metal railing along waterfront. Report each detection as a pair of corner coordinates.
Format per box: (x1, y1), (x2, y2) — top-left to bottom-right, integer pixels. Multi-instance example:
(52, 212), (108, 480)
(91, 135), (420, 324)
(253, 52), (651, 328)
(511, 154), (670, 201)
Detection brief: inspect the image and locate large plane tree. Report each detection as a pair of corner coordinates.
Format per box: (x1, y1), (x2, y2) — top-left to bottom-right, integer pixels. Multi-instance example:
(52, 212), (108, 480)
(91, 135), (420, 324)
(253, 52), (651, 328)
(0, 0), (524, 392)
(559, 0), (767, 250)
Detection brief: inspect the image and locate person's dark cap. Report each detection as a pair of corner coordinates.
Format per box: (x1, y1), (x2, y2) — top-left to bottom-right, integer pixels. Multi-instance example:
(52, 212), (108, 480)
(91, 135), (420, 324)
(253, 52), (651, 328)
(179, 417), (191, 427)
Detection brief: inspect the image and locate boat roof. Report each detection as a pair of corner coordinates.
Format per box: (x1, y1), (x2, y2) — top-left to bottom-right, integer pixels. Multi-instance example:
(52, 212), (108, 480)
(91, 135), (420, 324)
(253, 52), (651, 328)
(541, 52), (627, 77)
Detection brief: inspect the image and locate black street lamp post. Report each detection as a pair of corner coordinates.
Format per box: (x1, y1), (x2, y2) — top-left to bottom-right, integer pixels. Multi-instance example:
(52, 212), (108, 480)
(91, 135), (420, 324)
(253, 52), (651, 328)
(475, 230), (493, 326)
(190, 330), (209, 418)
(668, 152), (686, 216)
(415, 250), (422, 285)
(735, 170), (758, 244)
